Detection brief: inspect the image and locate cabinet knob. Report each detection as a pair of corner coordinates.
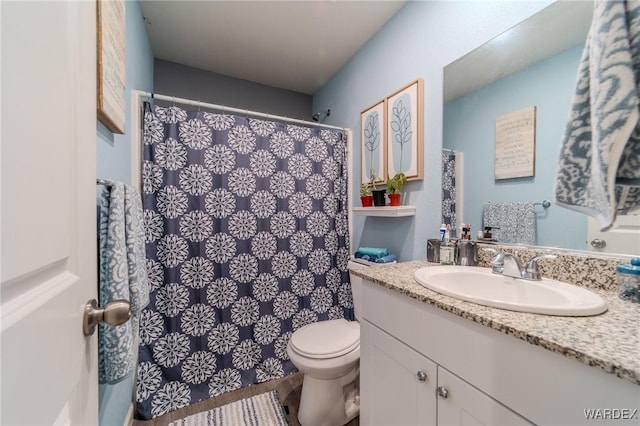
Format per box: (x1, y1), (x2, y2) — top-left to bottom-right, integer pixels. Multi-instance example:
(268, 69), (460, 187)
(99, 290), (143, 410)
(416, 371), (427, 382)
(436, 386), (449, 399)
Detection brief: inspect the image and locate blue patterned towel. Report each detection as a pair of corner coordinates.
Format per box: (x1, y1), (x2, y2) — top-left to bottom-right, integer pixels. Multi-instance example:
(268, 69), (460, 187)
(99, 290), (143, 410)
(554, 0), (640, 230)
(98, 181), (149, 384)
(482, 202), (536, 245)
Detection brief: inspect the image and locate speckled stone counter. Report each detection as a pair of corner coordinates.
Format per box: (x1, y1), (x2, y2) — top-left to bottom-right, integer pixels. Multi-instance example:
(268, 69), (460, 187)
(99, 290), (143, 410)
(352, 259), (640, 386)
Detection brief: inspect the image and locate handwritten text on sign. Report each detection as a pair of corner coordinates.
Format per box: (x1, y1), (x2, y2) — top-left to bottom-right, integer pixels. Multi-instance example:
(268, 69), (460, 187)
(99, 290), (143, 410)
(494, 106), (536, 180)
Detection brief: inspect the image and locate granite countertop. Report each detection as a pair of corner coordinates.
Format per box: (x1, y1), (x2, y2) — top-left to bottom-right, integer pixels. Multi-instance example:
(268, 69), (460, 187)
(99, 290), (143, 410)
(352, 260), (640, 386)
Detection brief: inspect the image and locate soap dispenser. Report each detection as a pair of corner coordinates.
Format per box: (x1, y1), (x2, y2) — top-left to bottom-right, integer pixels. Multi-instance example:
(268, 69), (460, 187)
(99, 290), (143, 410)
(439, 225), (455, 265)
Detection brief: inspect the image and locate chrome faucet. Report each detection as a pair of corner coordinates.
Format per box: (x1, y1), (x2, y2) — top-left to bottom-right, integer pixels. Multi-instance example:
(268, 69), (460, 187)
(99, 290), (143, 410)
(490, 251), (557, 281)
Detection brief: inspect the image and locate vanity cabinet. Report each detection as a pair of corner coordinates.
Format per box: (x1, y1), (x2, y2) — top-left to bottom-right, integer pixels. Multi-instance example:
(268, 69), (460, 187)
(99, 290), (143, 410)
(361, 320), (436, 425)
(361, 320), (531, 425)
(360, 279), (640, 426)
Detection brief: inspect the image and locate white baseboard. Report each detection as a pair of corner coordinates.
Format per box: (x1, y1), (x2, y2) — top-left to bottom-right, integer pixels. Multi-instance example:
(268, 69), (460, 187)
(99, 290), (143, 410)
(123, 404), (134, 426)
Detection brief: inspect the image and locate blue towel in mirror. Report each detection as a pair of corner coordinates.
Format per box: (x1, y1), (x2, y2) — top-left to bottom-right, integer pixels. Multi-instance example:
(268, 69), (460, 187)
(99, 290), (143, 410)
(554, 0), (640, 230)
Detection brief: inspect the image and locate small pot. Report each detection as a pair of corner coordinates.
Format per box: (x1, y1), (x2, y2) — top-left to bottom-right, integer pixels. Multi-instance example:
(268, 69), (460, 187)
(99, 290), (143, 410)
(388, 193), (401, 206)
(360, 195), (373, 207)
(372, 189), (386, 206)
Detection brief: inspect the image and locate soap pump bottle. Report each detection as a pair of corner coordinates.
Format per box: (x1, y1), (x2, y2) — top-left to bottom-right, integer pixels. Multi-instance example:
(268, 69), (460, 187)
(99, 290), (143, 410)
(440, 225), (455, 265)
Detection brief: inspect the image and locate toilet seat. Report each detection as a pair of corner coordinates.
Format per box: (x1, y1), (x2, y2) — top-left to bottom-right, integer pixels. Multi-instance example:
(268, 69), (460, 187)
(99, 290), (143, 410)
(290, 319), (360, 359)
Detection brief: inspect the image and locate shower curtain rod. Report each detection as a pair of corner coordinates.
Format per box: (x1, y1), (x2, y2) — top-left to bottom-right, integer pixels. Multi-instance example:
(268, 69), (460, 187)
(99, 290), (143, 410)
(140, 91), (347, 131)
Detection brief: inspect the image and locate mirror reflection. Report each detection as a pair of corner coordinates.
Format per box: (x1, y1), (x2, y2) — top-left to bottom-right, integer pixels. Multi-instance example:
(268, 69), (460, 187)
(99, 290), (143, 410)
(443, 1), (639, 256)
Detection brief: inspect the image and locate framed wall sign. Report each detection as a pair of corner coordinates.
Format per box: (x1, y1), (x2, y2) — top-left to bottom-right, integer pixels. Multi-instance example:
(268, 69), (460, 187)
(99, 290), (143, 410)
(97, 0), (126, 134)
(494, 106), (536, 180)
(360, 99), (386, 186)
(386, 78), (423, 181)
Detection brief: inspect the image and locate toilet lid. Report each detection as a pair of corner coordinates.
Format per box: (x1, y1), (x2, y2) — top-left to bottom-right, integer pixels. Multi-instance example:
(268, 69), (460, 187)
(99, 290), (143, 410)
(290, 319), (360, 359)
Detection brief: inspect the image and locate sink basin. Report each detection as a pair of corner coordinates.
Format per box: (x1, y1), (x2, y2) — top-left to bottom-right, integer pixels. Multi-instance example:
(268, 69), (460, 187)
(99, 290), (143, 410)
(413, 266), (607, 316)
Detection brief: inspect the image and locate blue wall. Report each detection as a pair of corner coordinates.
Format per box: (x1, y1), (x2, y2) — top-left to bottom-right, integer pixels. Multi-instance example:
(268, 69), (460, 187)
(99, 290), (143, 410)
(313, 1), (553, 261)
(154, 59), (313, 120)
(97, 1), (154, 425)
(444, 45), (587, 250)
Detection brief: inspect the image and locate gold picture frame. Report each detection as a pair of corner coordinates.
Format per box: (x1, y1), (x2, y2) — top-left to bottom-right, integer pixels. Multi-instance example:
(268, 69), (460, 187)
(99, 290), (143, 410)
(385, 78), (424, 181)
(97, 0), (126, 134)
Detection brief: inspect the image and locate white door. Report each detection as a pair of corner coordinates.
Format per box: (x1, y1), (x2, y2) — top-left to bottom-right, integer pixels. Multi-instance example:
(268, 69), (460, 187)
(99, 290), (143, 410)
(587, 214), (640, 255)
(360, 320), (437, 425)
(1, 1), (98, 425)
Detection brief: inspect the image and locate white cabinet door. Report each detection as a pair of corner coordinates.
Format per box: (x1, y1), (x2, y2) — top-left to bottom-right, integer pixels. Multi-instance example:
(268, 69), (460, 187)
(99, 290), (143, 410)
(1, 1), (98, 425)
(361, 320), (437, 426)
(437, 368), (532, 426)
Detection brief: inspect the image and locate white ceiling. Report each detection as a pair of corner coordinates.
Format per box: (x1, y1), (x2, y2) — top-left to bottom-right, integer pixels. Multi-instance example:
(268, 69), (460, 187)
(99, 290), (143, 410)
(444, 0), (593, 102)
(139, 1), (407, 95)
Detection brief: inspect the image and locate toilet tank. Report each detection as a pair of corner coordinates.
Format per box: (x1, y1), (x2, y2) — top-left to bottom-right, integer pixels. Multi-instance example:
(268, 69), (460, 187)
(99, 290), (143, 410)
(347, 260), (368, 322)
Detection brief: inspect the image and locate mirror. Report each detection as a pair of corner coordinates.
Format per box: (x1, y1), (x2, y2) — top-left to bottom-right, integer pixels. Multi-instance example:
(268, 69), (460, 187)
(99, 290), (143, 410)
(443, 1), (639, 256)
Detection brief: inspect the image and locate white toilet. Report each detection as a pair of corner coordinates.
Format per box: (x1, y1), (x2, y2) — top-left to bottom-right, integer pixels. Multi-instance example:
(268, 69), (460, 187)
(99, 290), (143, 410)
(287, 260), (366, 426)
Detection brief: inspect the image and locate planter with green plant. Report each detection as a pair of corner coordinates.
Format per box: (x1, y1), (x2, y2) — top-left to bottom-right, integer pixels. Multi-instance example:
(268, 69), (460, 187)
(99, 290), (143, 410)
(386, 172), (407, 206)
(360, 182), (373, 207)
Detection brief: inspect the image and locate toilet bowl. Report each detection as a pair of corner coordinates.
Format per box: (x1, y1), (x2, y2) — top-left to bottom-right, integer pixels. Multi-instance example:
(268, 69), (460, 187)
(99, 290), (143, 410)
(287, 260), (367, 426)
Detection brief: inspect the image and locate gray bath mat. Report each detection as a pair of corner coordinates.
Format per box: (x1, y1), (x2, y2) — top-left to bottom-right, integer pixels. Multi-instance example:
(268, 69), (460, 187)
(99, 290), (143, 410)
(168, 390), (288, 426)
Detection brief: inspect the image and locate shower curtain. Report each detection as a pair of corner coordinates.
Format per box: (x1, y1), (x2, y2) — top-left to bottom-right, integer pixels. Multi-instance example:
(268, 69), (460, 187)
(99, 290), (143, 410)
(136, 103), (353, 420)
(442, 149), (457, 228)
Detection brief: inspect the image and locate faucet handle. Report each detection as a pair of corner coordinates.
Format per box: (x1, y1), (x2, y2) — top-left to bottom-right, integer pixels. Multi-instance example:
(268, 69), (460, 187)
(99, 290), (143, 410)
(524, 253), (557, 280)
(489, 251), (505, 274)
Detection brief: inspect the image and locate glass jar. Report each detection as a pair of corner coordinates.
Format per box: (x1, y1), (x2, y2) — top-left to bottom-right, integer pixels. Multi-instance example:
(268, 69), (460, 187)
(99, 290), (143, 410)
(616, 257), (640, 303)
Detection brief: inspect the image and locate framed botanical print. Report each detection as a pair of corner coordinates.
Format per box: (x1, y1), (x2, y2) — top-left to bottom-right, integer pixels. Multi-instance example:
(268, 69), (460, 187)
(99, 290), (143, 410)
(360, 99), (386, 186)
(386, 78), (424, 181)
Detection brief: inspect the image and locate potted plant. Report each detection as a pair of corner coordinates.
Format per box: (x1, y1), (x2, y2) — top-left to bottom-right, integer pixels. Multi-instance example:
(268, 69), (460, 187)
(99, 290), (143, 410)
(360, 182), (373, 207)
(369, 170), (386, 206)
(386, 172), (407, 206)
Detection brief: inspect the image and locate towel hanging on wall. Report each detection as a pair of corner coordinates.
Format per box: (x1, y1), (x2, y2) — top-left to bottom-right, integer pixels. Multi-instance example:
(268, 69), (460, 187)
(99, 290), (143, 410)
(554, 0), (640, 230)
(98, 181), (149, 384)
(482, 202), (536, 245)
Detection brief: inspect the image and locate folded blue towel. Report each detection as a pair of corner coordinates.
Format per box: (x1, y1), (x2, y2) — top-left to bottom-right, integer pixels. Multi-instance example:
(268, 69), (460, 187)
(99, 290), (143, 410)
(354, 252), (372, 262)
(356, 247), (389, 258)
(554, 0), (640, 230)
(375, 254), (397, 264)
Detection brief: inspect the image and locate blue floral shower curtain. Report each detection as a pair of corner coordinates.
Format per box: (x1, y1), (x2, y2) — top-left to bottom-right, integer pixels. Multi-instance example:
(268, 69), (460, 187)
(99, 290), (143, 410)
(442, 149), (457, 227)
(136, 103), (352, 420)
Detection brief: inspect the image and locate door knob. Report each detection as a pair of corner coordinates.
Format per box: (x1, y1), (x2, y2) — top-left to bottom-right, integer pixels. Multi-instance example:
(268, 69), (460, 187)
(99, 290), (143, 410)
(83, 299), (131, 336)
(416, 371), (427, 382)
(590, 239), (606, 249)
(436, 386), (449, 399)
